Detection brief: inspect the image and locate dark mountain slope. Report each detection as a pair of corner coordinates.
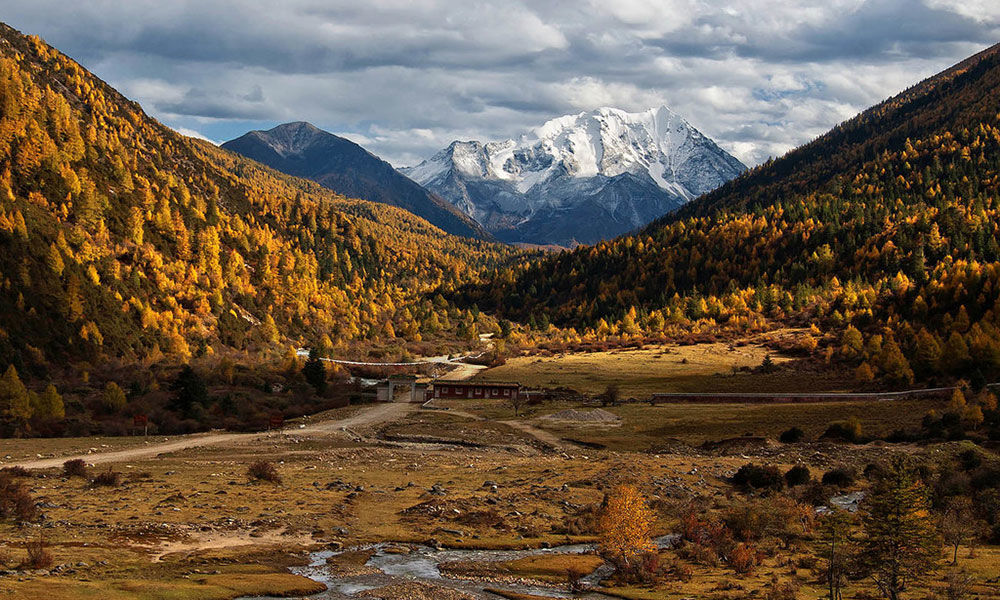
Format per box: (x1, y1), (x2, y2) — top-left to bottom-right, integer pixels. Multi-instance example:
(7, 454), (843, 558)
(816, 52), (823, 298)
(222, 122), (490, 240)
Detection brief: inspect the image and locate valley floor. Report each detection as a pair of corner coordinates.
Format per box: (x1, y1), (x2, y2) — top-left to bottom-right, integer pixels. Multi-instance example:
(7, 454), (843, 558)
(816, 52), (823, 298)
(0, 346), (996, 600)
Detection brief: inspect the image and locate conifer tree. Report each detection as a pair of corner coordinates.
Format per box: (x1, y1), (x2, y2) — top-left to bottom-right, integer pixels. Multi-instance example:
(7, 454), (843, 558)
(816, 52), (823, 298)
(857, 457), (940, 600)
(33, 384), (64, 419)
(0, 365), (32, 424)
(302, 348), (326, 395)
(101, 382), (127, 413)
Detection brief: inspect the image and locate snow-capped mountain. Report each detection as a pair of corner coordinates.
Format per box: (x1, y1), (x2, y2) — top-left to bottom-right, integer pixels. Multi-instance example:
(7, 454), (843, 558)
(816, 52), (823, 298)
(401, 106), (746, 246)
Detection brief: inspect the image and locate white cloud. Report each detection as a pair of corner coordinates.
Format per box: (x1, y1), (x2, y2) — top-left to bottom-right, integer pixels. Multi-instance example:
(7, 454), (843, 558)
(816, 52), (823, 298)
(3, 0), (998, 168)
(172, 127), (218, 144)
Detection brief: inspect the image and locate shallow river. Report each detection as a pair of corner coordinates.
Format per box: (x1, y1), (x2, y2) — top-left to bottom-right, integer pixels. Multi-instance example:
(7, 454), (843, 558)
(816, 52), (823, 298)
(244, 535), (679, 600)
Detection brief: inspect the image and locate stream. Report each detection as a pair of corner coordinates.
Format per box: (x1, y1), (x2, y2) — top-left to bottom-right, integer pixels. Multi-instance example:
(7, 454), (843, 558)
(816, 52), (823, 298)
(244, 535), (679, 600)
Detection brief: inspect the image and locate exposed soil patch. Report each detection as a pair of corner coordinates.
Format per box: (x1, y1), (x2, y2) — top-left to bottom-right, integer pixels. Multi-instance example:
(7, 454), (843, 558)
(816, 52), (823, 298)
(358, 580), (479, 599)
(541, 408), (621, 423)
(326, 548), (381, 576)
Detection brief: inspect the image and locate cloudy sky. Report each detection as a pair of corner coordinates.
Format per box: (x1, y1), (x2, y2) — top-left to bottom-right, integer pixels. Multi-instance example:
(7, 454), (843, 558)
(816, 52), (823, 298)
(5, 1), (1000, 167)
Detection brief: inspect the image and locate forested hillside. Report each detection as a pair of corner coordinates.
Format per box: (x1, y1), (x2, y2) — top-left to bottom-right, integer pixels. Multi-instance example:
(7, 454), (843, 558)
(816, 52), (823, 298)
(459, 42), (1000, 387)
(0, 23), (520, 375)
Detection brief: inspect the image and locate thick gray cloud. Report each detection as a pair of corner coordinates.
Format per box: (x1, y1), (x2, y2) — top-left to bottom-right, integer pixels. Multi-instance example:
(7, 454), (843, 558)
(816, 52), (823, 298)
(4, 0), (998, 166)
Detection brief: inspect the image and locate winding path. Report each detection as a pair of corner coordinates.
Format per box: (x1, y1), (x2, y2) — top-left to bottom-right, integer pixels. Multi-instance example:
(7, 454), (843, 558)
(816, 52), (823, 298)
(5, 402), (414, 470)
(500, 419), (581, 451)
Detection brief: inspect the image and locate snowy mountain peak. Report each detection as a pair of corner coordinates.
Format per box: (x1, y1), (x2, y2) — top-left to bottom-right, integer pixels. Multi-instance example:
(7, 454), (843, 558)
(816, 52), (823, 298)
(401, 105), (746, 246)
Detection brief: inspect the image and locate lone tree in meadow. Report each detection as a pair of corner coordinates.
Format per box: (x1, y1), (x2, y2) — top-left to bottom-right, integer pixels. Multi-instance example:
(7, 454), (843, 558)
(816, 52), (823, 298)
(817, 509), (855, 600)
(856, 457), (940, 600)
(508, 389), (527, 416)
(598, 484), (655, 570)
(599, 383), (620, 407)
(938, 497), (987, 565)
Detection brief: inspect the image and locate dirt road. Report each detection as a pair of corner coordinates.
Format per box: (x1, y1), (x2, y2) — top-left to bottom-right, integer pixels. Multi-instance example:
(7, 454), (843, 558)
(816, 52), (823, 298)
(437, 361), (487, 381)
(500, 420), (580, 451)
(8, 402), (415, 470)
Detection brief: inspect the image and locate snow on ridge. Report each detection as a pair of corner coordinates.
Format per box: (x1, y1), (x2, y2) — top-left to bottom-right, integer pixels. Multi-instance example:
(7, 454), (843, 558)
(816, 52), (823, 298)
(404, 104), (733, 196)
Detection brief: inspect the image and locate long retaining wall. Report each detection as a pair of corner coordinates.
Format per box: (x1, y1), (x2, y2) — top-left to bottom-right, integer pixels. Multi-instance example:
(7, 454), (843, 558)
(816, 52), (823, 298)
(648, 386), (957, 405)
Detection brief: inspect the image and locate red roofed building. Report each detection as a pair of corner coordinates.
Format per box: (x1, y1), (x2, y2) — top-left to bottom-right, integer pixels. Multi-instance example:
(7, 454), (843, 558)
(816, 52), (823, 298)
(432, 381), (520, 401)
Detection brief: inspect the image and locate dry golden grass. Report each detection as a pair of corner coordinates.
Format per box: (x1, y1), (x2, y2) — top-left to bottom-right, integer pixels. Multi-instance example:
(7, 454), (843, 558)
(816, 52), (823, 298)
(1, 397), (996, 600)
(476, 342), (848, 399)
(434, 396), (948, 449)
(442, 552), (604, 584)
(0, 435), (165, 464)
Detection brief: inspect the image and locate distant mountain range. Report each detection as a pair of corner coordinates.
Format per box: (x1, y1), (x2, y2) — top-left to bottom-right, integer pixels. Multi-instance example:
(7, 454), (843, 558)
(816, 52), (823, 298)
(222, 122), (489, 240)
(402, 106), (746, 246)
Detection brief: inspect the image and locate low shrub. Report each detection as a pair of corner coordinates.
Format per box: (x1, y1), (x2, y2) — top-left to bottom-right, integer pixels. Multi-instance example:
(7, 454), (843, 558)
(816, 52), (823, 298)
(764, 577), (800, 600)
(779, 427), (804, 443)
(0, 474), (37, 521)
(784, 465), (811, 487)
(730, 542), (760, 574)
(821, 417), (862, 443)
(63, 459), (88, 478)
(796, 481), (836, 506)
(862, 463), (885, 480)
(723, 496), (813, 543)
(247, 460), (282, 484)
(821, 467), (856, 488)
(566, 567), (587, 593)
(19, 539), (53, 570)
(0, 466), (30, 478)
(667, 559), (693, 582)
(91, 468), (120, 487)
(732, 464), (784, 492)
(959, 449), (982, 471)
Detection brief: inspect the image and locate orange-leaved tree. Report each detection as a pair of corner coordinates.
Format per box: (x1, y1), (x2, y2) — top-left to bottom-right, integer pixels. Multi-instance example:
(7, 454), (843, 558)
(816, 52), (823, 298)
(599, 484), (656, 568)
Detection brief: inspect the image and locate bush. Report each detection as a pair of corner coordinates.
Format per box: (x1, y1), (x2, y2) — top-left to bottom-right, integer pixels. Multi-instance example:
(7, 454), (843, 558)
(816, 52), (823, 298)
(0, 466), (30, 478)
(0, 474), (37, 521)
(821, 467), (855, 488)
(958, 449), (982, 471)
(91, 468), (120, 487)
(247, 460), (281, 484)
(63, 459), (88, 478)
(784, 465), (811, 487)
(797, 481), (836, 506)
(730, 542), (759, 574)
(821, 417), (862, 443)
(779, 427), (804, 443)
(615, 550), (665, 585)
(19, 538), (53, 570)
(567, 567), (587, 593)
(723, 496), (813, 543)
(764, 578), (800, 600)
(732, 464), (784, 492)
(863, 463), (885, 480)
